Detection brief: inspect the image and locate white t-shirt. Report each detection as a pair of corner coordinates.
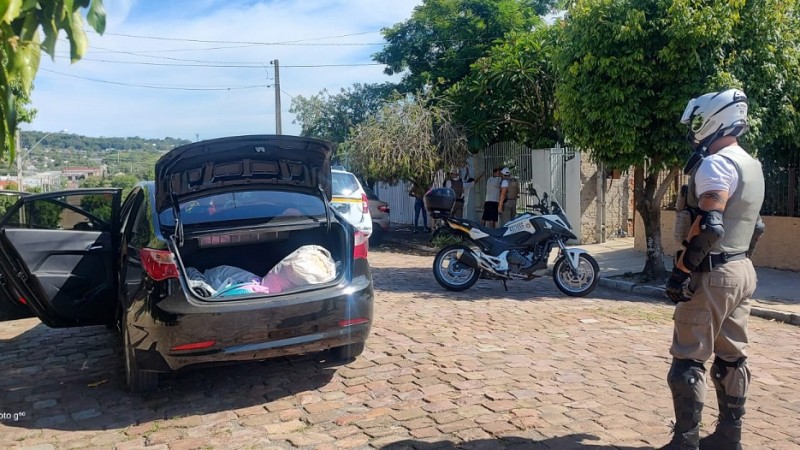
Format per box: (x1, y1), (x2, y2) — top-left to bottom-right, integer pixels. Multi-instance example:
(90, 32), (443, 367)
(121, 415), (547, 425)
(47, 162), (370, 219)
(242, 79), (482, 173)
(485, 176), (504, 202)
(694, 145), (743, 197)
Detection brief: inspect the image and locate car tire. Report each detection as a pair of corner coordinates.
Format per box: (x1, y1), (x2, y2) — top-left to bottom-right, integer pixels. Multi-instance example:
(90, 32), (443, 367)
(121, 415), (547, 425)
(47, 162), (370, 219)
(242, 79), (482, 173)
(369, 226), (385, 246)
(123, 313), (158, 393)
(330, 342), (365, 362)
(0, 295), (33, 321)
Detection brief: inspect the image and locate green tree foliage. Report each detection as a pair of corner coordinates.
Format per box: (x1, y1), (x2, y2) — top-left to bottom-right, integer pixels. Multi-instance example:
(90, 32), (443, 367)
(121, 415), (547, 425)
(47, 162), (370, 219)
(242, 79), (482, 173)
(447, 27), (560, 149)
(344, 92), (470, 191)
(555, 0), (800, 277)
(81, 173), (137, 198)
(19, 131), (188, 153)
(373, 0), (547, 93)
(289, 83), (397, 146)
(79, 193), (113, 223)
(1, 0), (106, 160)
(0, 191), (21, 217)
(726, 1), (800, 165)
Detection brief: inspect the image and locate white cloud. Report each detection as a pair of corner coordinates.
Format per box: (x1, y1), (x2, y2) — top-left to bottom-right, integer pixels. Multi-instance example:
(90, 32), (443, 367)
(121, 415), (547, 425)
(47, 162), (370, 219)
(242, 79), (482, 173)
(28, 0), (420, 141)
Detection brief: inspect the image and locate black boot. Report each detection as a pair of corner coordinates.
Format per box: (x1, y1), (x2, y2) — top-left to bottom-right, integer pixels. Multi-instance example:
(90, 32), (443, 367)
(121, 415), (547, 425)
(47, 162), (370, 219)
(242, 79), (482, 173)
(699, 421), (742, 450)
(659, 429), (700, 450)
(700, 357), (749, 450)
(659, 359), (706, 450)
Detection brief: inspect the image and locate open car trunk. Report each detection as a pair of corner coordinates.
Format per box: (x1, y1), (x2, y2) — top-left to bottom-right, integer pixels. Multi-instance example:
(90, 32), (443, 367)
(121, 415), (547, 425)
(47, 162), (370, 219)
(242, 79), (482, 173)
(173, 222), (348, 300)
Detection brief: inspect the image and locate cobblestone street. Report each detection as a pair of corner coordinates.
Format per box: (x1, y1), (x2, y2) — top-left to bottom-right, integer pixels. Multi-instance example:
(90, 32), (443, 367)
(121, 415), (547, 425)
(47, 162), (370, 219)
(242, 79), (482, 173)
(1, 247), (799, 449)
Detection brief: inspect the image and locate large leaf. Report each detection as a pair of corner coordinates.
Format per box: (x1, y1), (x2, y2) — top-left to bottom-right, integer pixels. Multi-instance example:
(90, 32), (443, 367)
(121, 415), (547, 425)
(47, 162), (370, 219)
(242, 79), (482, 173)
(11, 39), (39, 94)
(39, 0), (59, 57)
(87, 0), (105, 34)
(0, 0), (22, 24)
(65, 11), (88, 62)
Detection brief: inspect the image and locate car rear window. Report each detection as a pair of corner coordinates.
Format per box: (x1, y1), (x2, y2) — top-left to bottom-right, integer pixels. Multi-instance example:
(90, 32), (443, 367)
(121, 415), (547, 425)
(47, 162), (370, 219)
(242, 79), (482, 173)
(158, 190), (326, 226)
(332, 172), (361, 196)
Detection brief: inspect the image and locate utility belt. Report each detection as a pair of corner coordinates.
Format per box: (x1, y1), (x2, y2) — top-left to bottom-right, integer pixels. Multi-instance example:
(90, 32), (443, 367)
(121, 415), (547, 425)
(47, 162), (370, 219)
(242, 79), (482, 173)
(695, 252), (747, 272)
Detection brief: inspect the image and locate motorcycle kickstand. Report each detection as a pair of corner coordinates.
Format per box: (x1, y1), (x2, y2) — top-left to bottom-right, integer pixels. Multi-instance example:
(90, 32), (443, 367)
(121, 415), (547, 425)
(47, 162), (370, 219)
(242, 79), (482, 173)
(502, 279), (508, 292)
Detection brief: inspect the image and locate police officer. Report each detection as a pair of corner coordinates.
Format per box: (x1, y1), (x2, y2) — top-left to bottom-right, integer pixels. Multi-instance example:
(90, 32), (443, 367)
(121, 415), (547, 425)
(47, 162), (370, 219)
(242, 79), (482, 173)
(498, 167), (519, 226)
(660, 89), (765, 450)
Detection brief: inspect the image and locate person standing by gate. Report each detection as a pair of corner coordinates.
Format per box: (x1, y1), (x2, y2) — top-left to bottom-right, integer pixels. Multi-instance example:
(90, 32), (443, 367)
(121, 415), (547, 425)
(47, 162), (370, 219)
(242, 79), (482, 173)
(498, 167), (519, 226)
(482, 167), (506, 228)
(659, 89), (765, 450)
(409, 183), (430, 233)
(444, 168), (465, 218)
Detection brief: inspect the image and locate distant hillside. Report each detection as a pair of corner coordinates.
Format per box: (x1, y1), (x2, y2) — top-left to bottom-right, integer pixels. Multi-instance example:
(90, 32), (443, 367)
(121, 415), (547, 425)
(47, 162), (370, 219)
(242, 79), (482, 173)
(2, 132), (194, 180)
(19, 131), (192, 153)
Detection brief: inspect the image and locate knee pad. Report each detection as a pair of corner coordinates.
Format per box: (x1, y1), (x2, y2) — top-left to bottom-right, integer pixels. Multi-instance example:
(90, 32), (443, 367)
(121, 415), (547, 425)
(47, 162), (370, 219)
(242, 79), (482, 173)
(668, 359), (707, 397)
(711, 357), (750, 420)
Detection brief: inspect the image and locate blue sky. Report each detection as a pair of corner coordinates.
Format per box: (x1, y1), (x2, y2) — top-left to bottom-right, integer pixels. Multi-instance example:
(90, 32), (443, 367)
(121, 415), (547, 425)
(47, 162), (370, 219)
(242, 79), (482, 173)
(27, 0), (421, 141)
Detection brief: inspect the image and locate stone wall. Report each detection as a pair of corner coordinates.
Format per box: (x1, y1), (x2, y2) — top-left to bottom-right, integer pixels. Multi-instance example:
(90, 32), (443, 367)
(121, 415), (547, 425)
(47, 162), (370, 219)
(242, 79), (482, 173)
(579, 158), (634, 244)
(635, 210), (800, 271)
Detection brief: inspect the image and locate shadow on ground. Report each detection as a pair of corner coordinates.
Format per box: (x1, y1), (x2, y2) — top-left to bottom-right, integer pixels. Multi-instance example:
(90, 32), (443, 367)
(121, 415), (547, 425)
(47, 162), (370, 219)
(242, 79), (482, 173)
(379, 434), (654, 449)
(0, 321), (341, 432)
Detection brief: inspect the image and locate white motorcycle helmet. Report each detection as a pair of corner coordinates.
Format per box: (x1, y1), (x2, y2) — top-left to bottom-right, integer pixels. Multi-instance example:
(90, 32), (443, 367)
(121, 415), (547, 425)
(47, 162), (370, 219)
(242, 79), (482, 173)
(679, 88), (749, 173)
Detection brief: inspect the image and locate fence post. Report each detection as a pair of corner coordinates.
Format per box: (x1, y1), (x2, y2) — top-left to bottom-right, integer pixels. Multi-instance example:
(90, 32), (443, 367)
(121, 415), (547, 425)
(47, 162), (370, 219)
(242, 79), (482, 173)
(789, 167), (797, 217)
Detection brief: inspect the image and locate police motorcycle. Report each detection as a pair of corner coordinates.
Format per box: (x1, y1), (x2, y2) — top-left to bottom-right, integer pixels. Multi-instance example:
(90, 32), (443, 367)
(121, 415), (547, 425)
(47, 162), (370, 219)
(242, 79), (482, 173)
(425, 187), (600, 296)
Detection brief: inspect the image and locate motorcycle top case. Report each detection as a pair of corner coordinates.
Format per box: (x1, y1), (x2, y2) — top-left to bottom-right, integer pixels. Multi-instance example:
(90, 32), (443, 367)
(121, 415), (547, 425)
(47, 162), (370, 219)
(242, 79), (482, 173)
(424, 188), (455, 218)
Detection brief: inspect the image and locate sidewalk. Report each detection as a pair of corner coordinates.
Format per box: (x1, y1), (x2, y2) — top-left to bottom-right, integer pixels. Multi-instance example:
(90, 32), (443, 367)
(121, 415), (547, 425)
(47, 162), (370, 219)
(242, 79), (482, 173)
(381, 224), (800, 326)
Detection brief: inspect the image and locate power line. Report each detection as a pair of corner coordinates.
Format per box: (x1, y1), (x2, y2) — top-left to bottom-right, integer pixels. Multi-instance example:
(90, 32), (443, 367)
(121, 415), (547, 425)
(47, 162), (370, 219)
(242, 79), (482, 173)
(40, 68), (270, 91)
(280, 89), (296, 100)
(56, 55), (268, 68)
(53, 55), (383, 68)
(87, 29), (384, 46)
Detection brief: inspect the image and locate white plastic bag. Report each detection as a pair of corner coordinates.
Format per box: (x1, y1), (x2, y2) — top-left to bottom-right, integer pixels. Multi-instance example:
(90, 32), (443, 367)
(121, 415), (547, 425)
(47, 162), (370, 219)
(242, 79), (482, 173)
(261, 245), (336, 293)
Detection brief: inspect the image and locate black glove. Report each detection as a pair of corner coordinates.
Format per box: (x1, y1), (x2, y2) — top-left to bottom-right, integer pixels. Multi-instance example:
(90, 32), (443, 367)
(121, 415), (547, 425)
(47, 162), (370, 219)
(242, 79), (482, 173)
(665, 267), (692, 303)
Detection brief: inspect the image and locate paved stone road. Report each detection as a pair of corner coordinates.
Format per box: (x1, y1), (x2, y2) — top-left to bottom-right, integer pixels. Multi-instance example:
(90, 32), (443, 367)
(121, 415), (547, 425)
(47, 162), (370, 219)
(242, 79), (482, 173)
(1, 248), (799, 449)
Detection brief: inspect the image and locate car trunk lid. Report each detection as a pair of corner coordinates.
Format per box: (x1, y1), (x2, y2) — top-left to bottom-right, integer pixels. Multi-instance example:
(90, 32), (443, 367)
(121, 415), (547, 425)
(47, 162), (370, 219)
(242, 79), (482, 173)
(155, 135), (333, 217)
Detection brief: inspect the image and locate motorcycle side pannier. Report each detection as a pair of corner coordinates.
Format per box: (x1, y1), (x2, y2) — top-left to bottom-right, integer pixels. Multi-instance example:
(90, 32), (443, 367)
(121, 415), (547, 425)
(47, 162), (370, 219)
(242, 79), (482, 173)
(424, 188), (455, 218)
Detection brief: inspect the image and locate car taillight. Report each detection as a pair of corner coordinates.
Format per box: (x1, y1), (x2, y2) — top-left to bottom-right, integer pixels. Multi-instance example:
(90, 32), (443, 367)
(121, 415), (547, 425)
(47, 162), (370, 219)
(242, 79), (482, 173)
(378, 205), (390, 213)
(361, 193), (369, 214)
(338, 318), (369, 327)
(140, 248), (179, 281)
(171, 340), (216, 351)
(354, 231), (368, 259)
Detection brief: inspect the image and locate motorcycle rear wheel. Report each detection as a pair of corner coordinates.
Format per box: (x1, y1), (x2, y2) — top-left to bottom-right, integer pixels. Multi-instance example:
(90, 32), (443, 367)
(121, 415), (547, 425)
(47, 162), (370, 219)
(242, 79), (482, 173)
(552, 253), (600, 297)
(433, 244), (481, 291)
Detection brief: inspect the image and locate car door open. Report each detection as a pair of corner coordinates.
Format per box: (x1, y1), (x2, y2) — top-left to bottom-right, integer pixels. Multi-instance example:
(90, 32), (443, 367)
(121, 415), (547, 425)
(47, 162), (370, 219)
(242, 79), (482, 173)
(0, 189), (121, 327)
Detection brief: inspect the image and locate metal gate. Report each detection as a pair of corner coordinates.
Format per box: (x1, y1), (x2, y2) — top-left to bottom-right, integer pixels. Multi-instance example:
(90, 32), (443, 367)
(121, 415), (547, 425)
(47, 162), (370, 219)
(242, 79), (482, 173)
(481, 142), (577, 215)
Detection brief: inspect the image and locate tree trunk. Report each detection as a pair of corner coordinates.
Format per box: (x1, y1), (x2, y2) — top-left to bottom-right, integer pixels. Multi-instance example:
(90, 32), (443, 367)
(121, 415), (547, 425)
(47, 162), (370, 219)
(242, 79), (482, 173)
(633, 165), (679, 280)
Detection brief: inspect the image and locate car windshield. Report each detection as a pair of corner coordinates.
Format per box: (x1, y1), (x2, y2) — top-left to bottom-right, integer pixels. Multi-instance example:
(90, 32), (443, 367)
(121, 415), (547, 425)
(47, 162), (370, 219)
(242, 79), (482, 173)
(158, 190), (326, 226)
(332, 172), (360, 196)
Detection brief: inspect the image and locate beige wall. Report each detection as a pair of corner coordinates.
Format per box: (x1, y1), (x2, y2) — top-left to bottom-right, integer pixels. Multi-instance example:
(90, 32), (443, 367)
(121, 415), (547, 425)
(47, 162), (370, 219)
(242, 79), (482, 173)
(579, 159), (634, 244)
(635, 210), (800, 271)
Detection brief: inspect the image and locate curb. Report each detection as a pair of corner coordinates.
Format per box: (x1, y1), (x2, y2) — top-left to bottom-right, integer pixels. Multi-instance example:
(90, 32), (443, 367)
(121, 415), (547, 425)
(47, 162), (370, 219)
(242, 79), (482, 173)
(383, 235), (799, 327)
(599, 278), (800, 327)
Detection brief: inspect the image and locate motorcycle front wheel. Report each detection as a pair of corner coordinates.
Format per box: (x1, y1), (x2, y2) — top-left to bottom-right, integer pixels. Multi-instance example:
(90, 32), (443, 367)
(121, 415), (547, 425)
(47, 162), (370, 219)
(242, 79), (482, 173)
(552, 253), (600, 297)
(433, 244), (481, 291)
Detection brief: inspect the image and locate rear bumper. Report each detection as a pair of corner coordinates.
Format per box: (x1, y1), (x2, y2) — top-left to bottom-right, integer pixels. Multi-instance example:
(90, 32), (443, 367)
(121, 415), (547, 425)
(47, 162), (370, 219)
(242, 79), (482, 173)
(129, 276), (374, 372)
(373, 216), (390, 231)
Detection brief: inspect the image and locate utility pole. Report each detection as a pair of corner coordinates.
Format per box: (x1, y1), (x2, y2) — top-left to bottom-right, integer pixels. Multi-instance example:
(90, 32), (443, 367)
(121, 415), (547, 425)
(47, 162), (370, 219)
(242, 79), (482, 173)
(15, 130), (22, 191)
(271, 59), (282, 134)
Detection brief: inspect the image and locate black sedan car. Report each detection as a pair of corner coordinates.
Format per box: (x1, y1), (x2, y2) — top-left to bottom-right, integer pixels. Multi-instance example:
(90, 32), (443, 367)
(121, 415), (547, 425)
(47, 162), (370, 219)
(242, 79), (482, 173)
(0, 135), (374, 391)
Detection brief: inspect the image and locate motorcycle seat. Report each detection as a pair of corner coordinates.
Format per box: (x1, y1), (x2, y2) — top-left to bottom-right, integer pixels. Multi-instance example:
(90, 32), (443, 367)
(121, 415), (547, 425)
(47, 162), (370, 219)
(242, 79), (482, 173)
(447, 218), (507, 237)
(474, 223), (507, 237)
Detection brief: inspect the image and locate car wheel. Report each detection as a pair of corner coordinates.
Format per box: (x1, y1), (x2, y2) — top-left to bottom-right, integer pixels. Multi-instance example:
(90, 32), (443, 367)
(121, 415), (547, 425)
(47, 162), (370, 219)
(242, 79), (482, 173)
(330, 342), (365, 362)
(369, 225), (385, 246)
(0, 294), (33, 321)
(123, 313), (158, 392)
